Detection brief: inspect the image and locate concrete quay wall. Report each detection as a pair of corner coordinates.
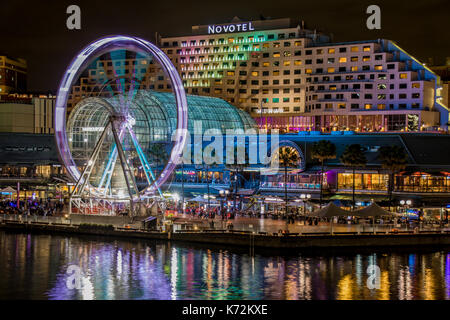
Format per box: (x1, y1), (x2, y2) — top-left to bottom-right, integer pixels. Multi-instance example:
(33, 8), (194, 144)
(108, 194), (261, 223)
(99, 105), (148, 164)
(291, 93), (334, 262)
(1, 221), (450, 249)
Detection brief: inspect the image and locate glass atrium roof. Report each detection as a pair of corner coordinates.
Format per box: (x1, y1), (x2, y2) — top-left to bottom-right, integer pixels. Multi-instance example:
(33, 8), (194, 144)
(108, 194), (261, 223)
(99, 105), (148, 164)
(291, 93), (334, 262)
(105, 91), (256, 142)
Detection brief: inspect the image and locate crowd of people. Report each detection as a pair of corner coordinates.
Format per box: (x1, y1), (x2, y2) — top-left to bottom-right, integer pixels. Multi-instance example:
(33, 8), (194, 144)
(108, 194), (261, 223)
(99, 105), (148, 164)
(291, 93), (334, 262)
(0, 199), (64, 216)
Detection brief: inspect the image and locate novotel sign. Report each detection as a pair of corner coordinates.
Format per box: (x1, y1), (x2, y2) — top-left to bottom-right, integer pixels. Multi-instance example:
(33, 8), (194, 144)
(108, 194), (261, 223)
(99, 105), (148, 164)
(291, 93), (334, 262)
(207, 22), (255, 34)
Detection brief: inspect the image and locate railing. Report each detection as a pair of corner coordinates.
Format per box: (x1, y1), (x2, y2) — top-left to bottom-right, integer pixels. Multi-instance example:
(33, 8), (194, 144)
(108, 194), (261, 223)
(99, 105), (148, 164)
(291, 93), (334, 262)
(260, 182), (322, 190)
(0, 214), (72, 225)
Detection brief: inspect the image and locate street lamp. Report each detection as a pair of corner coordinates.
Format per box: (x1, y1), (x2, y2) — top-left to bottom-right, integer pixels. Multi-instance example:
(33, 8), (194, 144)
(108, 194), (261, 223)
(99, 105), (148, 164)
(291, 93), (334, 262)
(219, 189), (229, 215)
(301, 193), (311, 215)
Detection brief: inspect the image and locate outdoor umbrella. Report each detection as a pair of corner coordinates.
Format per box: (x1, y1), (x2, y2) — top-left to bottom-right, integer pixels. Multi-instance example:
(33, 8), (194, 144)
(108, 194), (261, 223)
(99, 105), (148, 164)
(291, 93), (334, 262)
(187, 195), (218, 204)
(309, 202), (351, 218)
(309, 202), (352, 234)
(352, 202), (395, 217)
(352, 202), (395, 234)
(1, 186), (16, 193)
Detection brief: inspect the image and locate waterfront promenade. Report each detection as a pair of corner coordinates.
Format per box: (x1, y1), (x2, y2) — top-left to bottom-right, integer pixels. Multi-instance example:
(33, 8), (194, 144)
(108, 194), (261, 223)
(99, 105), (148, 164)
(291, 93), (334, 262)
(1, 213), (450, 250)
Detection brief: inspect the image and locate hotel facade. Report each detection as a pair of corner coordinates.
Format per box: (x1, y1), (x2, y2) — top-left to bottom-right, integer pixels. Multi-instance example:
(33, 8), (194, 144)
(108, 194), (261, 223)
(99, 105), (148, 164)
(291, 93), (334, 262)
(67, 17), (449, 133)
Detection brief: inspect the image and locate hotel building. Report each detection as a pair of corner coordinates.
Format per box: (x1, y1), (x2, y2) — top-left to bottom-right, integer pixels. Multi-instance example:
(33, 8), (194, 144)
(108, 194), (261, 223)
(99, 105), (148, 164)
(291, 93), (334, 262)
(67, 17), (449, 133)
(0, 55), (27, 95)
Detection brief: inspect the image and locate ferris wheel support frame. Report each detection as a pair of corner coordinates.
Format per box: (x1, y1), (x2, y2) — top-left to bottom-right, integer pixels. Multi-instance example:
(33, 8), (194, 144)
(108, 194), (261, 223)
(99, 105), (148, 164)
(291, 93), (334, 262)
(56, 36), (189, 216)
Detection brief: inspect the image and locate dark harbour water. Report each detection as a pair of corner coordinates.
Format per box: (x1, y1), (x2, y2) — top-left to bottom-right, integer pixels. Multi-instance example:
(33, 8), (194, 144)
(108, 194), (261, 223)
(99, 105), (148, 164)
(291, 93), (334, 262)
(0, 230), (449, 300)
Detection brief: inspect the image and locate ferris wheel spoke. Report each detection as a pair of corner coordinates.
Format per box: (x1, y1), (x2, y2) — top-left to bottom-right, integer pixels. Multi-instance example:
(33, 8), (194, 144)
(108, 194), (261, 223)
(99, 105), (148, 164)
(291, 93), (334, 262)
(110, 122), (140, 200)
(98, 126), (126, 194)
(127, 126), (163, 198)
(73, 122), (112, 196)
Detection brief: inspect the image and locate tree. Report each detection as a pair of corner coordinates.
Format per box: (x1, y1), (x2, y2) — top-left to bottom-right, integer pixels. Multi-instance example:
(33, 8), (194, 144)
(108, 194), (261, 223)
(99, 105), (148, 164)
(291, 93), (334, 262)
(378, 145), (408, 210)
(226, 146), (249, 213)
(278, 146), (300, 217)
(311, 140), (336, 208)
(340, 144), (367, 209)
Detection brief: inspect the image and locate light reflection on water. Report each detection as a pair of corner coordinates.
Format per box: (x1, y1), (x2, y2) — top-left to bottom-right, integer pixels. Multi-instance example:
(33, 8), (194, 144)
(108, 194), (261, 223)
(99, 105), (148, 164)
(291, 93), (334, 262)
(0, 231), (449, 300)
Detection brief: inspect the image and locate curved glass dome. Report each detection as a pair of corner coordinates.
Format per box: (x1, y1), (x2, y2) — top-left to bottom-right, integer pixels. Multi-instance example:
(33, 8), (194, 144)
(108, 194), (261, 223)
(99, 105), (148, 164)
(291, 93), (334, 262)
(104, 90), (256, 142)
(66, 90), (256, 170)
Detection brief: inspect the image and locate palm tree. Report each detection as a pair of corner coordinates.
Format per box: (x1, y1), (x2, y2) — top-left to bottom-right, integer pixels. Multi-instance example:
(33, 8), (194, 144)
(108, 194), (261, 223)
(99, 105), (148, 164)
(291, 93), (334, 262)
(340, 144), (367, 209)
(378, 145), (408, 210)
(311, 140), (336, 207)
(278, 147), (300, 217)
(226, 147), (248, 213)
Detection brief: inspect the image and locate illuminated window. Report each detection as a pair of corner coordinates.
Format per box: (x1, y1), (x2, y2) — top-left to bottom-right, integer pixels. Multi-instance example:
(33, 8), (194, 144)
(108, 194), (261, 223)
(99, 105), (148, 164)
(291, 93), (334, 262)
(295, 41), (302, 46)
(339, 57), (347, 63)
(364, 104), (372, 109)
(351, 46), (359, 52)
(328, 48), (335, 54)
(377, 104), (386, 109)
(273, 70), (280, 76)
(363, 56), (370, 62)
(251, 71), (259, 76)
(330, 85), (337, 90)
(294, 60), (302, 65)
(263, 62), (270, 67)
(284, 51), (291, 57)
(363, 46), (371, 52)
(273, 52), (281, 58)
(374, 65), (383, 71)
(400, 73), (408, 79)
(338, 103), (346, 109)
(227, 71), (235, 76)
(283, 61), (291, 66)
(412, 83), (420, 89)
(263, 43), (270, 48)
(273, 42), (280, 48)
(351, 56), (358, 62)
(327, 67), (335, 73)
(351, 66), (358, 72)
(305, 69), (312, 74)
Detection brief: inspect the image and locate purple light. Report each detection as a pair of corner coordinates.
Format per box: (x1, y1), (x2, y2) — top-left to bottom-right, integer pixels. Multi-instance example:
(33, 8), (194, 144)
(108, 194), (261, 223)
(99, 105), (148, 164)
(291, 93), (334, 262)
(54, 35), (188, 199)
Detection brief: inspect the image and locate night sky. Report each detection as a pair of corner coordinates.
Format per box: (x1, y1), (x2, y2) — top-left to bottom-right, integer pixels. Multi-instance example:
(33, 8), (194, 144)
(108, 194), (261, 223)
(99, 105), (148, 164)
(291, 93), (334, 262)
(2, 0), (449, 92)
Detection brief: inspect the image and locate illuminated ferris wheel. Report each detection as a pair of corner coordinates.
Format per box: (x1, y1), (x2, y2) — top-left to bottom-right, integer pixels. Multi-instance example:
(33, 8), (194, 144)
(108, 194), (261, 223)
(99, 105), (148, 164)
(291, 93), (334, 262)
(54, 36), (188, 214)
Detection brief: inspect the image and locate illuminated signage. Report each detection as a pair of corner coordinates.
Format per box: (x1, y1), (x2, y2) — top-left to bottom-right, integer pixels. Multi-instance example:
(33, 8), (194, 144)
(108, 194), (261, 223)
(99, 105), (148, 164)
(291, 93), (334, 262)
(82, 127), (105, 132)
(207, 22), (255, 34)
